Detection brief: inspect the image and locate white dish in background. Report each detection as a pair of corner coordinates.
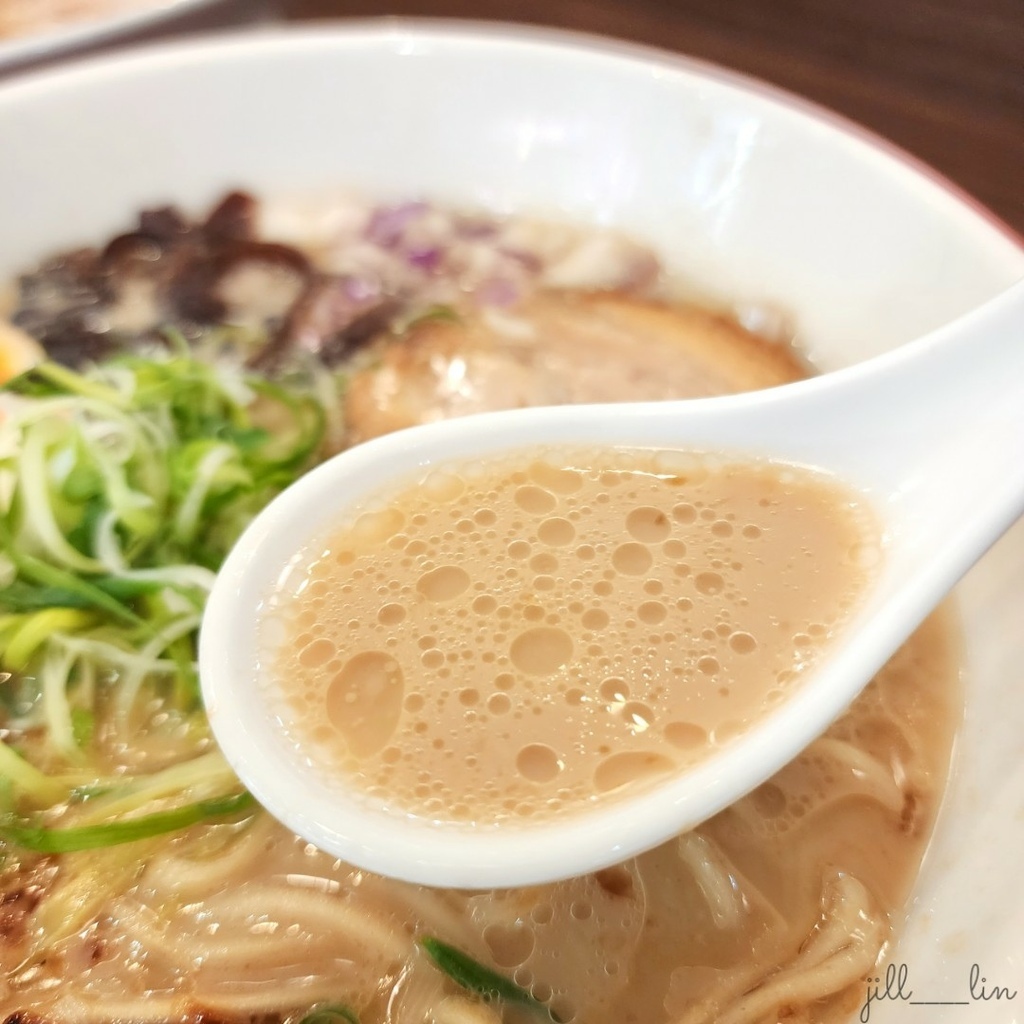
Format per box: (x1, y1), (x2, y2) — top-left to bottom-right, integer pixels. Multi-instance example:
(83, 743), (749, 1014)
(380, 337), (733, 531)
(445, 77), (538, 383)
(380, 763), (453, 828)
(0, 23), (1020, 1022)
(0, 0), (252, 73)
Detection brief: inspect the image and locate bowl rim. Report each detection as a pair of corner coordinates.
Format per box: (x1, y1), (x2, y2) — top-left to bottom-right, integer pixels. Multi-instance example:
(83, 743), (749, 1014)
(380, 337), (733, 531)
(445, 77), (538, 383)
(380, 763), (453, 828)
(0, 16), (1020, 253)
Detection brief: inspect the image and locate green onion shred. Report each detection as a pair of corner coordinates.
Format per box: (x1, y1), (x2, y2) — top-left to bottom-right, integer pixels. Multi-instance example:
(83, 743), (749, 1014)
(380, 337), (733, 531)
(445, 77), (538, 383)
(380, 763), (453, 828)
(420, 936), (562, 1020)
(0, 351), (332, 839)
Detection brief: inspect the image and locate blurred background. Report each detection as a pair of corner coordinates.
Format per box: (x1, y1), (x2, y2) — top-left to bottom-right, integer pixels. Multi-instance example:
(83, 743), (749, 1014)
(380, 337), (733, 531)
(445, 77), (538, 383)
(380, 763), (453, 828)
(282, 0), (1022, 235)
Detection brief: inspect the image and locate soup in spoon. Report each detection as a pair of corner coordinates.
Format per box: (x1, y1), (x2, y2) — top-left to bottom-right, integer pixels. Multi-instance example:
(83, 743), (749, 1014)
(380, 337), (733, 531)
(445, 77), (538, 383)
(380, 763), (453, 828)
(264, 446), (879, 823)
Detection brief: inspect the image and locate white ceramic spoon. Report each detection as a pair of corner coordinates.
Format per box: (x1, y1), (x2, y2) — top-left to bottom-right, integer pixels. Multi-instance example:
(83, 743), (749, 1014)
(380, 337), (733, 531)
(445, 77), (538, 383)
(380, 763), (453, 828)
(200, 280), (1024, 888)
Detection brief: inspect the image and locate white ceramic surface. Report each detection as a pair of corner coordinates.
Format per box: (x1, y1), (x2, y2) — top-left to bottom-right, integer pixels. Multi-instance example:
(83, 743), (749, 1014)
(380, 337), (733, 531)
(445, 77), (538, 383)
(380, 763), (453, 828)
(0, 22), (1021, 1021)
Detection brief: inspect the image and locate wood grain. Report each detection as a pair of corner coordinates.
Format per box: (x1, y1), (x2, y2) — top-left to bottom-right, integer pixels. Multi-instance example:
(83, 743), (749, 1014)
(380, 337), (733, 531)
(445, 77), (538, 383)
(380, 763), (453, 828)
(282, 0), (1024, 237)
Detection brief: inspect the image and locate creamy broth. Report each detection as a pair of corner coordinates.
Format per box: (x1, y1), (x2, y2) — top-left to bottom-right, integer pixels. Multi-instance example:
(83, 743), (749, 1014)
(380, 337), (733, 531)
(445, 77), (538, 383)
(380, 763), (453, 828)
(268, 449), (878, 823)
(0, 192), (960, 1024)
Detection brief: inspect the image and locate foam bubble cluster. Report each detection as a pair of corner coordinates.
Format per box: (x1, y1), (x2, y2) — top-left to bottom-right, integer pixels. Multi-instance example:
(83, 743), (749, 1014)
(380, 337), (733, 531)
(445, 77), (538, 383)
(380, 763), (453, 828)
(265, 447), (877, 823)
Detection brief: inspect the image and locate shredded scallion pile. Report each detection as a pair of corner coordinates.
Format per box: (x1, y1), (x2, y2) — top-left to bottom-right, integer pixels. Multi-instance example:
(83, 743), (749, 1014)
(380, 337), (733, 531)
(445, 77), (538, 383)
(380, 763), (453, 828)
(0, 349), (332, 849)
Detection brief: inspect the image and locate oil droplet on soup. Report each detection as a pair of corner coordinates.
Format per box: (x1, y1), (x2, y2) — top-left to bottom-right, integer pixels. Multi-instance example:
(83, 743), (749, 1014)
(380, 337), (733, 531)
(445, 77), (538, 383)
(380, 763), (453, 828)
(265, 447), (879, 823)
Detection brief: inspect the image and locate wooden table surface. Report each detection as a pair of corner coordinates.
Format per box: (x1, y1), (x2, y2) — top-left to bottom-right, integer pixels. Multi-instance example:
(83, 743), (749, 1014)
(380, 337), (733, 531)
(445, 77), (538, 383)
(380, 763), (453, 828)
(282, 0), (1023, 238)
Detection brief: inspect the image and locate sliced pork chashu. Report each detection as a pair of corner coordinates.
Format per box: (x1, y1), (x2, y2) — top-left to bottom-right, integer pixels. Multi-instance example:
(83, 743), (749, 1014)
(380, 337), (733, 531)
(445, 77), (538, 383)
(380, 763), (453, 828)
(344, 291), (806, 443)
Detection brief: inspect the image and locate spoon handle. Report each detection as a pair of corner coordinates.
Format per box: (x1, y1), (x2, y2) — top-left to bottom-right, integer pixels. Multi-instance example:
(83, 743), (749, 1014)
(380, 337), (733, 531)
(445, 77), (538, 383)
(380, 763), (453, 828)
(797, 278), (1024, 546)
(683, 279), (1024, 605)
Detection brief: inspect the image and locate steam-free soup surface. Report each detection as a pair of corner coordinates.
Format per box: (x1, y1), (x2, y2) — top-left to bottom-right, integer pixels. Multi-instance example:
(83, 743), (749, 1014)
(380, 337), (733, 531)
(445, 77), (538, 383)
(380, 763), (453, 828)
(268, 448), (878, 822)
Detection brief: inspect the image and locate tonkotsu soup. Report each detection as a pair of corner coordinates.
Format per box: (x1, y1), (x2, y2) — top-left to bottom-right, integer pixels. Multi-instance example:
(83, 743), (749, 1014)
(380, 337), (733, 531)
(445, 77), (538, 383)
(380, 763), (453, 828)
(267, 449), (879, 824)
(0, 191), (960, 1024)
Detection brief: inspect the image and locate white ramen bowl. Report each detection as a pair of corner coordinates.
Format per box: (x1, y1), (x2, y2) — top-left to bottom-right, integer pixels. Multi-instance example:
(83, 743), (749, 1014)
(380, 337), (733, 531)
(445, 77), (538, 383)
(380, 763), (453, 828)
(0, 23), (1020, 1021)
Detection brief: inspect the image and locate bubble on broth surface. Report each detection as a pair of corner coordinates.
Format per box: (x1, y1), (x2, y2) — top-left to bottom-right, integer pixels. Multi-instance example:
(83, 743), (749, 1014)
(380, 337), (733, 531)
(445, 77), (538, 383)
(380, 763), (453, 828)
(510, 627), (574, 675)
(325, 651), (405, 758)
(538, 516), (576, 546)
(517, 743), (564, 782)
(625, 505), (672, 543)
(416, 565), (471, 601)
(611, 542), (653, 575)
(594, 752), (676, 793)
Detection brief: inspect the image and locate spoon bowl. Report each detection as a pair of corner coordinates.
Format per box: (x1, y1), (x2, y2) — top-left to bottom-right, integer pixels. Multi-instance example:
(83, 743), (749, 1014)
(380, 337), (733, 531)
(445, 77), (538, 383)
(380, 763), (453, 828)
(200, 280), (1024, 888)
